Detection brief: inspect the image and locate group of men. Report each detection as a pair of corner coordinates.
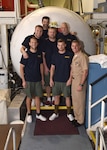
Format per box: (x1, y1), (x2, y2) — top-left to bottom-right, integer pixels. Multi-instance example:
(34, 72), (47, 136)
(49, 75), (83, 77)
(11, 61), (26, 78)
(20, 16), (89, 127)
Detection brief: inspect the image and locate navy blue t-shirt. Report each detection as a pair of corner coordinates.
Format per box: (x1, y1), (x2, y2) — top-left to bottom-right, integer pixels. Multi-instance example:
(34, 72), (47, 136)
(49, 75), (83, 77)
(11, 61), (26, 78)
(20, 50), (43, 82)
(22, 34), (44, 53)
(42, 29), (48, 39)
(57, 32), (77, 53)
(51, 51), (73, 82)
(43, 38), (58, 69)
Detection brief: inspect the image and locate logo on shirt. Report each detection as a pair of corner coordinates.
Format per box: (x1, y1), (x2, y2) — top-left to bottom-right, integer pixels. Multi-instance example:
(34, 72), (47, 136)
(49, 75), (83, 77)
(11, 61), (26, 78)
(65, 55), (70, 58)
(37, 55), (41, 58)
(67, 39), (71, 42)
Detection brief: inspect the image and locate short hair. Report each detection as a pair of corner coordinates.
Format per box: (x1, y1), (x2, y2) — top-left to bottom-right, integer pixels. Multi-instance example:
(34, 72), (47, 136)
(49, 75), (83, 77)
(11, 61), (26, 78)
(42, 16), (50, 22)
(72, 39), (80, 45)
(29, 36), (38, 42)
(48, 26), (57, 31)
(61, 22), (70, 30)
(57, 38), (66, 43)
(35, 25), (43, 30)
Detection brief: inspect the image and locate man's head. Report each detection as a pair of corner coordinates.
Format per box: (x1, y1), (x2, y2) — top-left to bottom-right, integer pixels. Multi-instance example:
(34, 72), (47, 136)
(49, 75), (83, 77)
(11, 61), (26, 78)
(29, 36), (38, 50)
(42, 16), (50, 30)
(57, 39), (66, 52)
(34, 25), (43, 39)
(71, 40), (81, 54)
(60, 22), (70, 35)
(48, 27), (57, 40)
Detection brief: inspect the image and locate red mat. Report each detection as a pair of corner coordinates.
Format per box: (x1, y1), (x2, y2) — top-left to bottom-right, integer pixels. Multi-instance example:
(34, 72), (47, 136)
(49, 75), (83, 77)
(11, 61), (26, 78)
(34, 110), (79, 135)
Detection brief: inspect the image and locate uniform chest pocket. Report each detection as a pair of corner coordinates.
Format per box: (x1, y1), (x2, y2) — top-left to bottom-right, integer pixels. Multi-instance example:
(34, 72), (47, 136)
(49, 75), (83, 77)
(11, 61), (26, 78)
(75, 61), (80, 67)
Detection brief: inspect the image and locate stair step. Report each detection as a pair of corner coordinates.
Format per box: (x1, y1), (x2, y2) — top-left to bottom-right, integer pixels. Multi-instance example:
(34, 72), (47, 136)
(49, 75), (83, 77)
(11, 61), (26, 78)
(31, 106), (73, 110)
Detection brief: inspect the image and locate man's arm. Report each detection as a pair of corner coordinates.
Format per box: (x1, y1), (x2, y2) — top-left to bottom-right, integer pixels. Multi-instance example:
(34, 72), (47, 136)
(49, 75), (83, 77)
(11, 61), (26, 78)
(79, 55), (89, 87)
(79, 69), (88, 86)
(20, 35), (31, 58)
(77, 69), (88, 91)
(20, 64), (26, 88)
(66, 65), (72, 86)
(20, 45), (28, 59)
(50, 64), (55, 87)
(42, 52), (49, 75)
(40, 63), (44, 86)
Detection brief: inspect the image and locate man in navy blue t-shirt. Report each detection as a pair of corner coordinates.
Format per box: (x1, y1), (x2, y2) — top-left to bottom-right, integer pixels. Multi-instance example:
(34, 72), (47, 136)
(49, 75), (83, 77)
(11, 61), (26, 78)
(49, 39), (74, 121)
(20, 36), (46, 123)
(43, 27), (58, 105)
(41, 16), (50, 39)
(57, 22), (77, 54)
(20, 25), (44, 58)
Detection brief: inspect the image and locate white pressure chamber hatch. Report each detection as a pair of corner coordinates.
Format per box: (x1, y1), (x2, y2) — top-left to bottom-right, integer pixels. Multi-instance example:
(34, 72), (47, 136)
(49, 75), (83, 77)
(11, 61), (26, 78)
(10, 6), (95, 76)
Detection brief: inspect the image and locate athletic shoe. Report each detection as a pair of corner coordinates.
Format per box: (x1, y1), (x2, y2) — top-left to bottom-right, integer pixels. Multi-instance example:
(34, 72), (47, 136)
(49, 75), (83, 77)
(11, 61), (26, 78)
(52, 96), (55, 105)
(67, 114), (74, 121)
(36, 114), (47, 121)
(52, 101), (55, 106)
(46, 97), (51, 101)
(45, 101), (51, 106)
(49, 113), (59, 121)
(27, 115), (32, 123)
(40, 102), (44, 106)
(31, 99), (35, 107)
(45, 97), (52, 106)
(52, 96), (55, 101)
(31, 99), (43, 107)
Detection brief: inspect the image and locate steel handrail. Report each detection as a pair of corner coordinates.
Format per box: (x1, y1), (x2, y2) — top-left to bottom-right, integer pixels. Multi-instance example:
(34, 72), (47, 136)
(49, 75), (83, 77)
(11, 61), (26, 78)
(4, 127), (16, 150)
(88, 73), (107, 129)
(96, 127), (106, 150)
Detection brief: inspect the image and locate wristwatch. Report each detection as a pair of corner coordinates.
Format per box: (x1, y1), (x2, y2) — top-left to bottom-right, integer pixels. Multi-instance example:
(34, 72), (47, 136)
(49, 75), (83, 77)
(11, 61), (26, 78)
(79, 84), (84, 87)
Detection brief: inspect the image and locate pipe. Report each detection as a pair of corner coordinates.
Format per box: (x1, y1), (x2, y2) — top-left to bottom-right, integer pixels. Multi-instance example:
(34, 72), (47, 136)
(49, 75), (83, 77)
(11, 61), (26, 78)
(25, 0), (39, 16)
(0, 25), (8, 69)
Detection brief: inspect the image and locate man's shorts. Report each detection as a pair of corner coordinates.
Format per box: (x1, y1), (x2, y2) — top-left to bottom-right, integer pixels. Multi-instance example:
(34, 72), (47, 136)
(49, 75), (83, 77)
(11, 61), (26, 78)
(52, 82), (70, 98)
(44, 73), (50, 86)
(23, 81), (43, 98)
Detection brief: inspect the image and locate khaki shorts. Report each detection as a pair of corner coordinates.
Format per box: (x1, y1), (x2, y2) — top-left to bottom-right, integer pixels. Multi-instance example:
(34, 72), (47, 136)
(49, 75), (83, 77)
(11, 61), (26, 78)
(23, 81), (43, 98)
(52, 82), (70, 98)
(44, 73), (50, 86)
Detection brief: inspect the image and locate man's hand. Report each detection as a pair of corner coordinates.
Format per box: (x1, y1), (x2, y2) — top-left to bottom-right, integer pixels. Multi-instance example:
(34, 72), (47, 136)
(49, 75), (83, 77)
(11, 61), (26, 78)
(44, 66), (49, 75)
(66, 79), (71, 86)
(77, 85), (83, 91)
(23, 51), (29, 59)
(50, 79), (54, 87)
(22, 81), (27, 88)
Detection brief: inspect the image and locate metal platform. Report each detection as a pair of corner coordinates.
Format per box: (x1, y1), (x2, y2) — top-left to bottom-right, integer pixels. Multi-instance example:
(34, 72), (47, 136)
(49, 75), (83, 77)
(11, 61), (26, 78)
(19, 111), (93, 150)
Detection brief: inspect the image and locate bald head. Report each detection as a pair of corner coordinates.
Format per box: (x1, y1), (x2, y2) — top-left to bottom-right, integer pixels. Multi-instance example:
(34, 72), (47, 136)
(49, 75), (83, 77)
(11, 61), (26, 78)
(60, 22), (70, 35)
